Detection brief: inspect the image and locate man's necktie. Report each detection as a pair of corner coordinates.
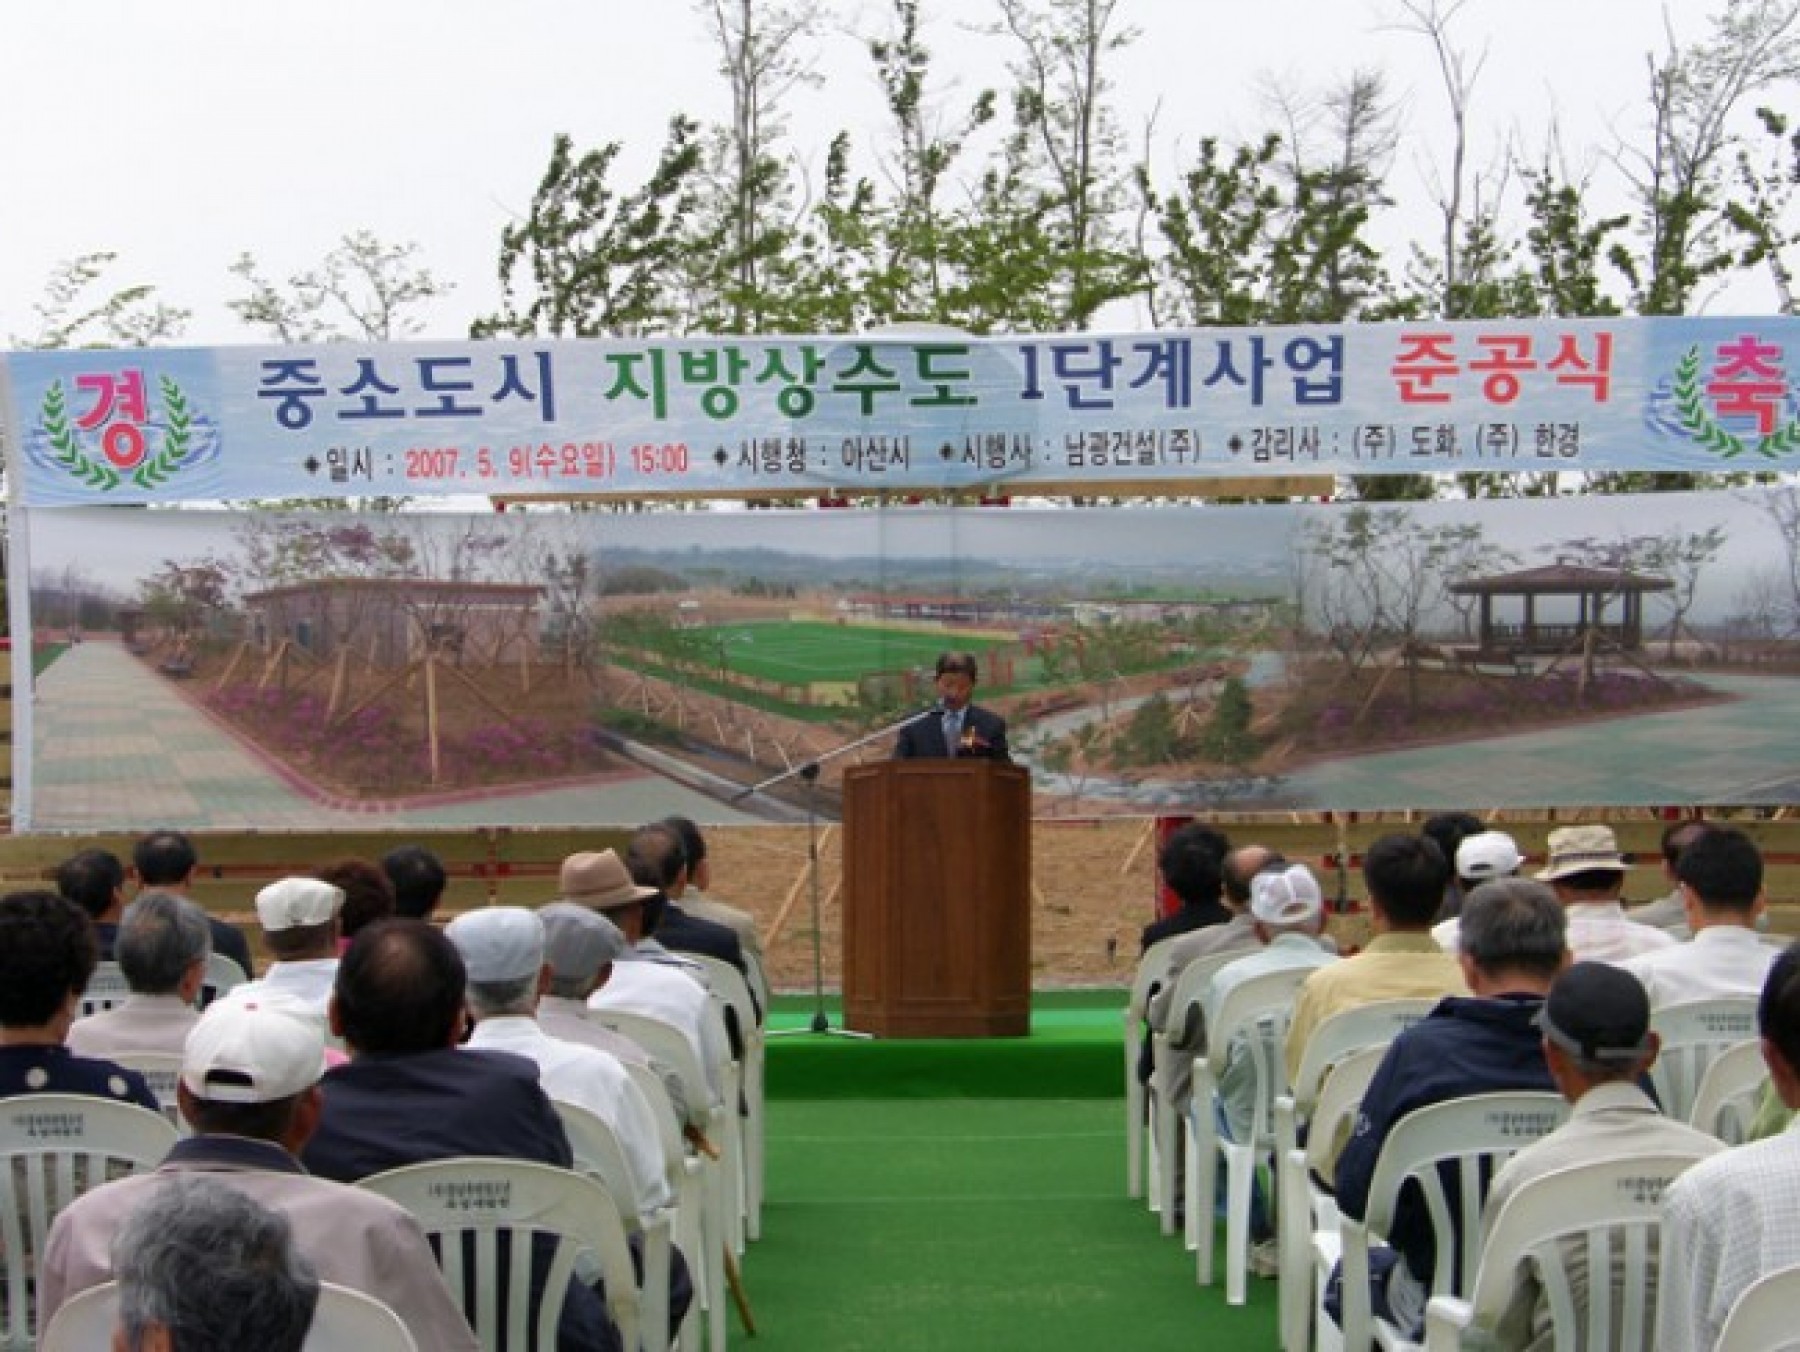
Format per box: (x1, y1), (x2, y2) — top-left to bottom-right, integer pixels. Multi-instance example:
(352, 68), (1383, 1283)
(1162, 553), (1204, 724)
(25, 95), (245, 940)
(943, 710), (963, 749)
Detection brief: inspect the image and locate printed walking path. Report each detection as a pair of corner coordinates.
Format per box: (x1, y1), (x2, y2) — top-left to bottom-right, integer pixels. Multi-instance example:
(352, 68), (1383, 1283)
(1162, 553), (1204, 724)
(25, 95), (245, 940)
(26, 640), (760, 830)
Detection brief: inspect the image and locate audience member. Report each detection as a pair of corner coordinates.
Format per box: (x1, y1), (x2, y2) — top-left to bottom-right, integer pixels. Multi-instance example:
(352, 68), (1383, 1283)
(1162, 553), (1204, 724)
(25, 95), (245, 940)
(54, 848), (128, 955)
(448, 906), (672, 1218)
(567, 851), (729, 1103)
(226, 878), (344, 1026)
(67, 891), (210, 1058)
(1285, 834), (1467, 1081)
(1629, 818), (1712, 937)
(537, 902), (694, 1129)
(1659, 943), (1800, 1352)
(1536, 826), (1673, 962)
(130, 830), (255, 977)
(627, 823), (749, 978)
(660, 816), (766, 972)
(109, 1176), (318, 1352)
(1421, 812), (1485, 921)
(381, 843), (449, 920)
(315, 857), (395, 947)
(1138, 822), (1232, 953)
(0, 890), (159, 1110)
(1622, 825), (1779, 1006)
(1431, 831), (1525, 951)
(301, 918), (619, 1352)
(1480, 962), (1721, 1350)
(1332, 879), (1567, 1337)
(39, 1001), (477, 1348)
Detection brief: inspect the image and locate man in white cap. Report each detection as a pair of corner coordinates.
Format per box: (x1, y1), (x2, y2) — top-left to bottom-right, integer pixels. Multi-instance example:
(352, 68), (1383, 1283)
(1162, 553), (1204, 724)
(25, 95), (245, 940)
(1430, 830), (1523, 952)
(1203, 864), (1338, 1139)
(226, 877), (346, 1020)
(37, 1000), (478, 1350)
(446, 906), (672, 1219)
(1537, 825), (1674, 962)
(562, 850), (730, 1102)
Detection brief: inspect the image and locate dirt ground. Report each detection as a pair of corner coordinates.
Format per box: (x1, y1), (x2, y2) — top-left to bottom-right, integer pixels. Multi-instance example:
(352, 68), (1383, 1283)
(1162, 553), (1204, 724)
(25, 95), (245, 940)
(708, 816), (1172, 992)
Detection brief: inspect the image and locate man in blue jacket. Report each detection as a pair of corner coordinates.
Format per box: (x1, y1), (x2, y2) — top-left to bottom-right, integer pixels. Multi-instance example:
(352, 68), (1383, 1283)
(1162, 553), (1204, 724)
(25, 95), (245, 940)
(1333, 878), (1567, 1335)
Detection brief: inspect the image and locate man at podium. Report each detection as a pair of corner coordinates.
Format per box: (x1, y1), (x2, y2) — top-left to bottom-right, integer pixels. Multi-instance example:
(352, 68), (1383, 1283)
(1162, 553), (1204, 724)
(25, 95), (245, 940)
(893, 650), (1011, 762)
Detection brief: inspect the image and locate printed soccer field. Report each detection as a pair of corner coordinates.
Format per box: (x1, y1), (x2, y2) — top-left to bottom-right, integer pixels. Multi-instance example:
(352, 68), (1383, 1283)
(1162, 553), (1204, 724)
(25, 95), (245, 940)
(698, 621), (1010, 684)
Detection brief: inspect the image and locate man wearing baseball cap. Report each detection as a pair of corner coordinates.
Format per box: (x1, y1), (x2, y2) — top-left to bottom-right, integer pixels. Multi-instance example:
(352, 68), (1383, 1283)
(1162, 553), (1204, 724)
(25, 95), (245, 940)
(36, 999), (477, 1349)
(1430, 831), (1523, 952)
(1536, 825), (1674, 963)
(224, 877), (346, 1021)
(1475, 962), (1721, 1348)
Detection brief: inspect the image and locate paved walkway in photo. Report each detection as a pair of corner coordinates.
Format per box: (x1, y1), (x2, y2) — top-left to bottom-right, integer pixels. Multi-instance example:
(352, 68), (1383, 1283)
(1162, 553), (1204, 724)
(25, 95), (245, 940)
(1279, 672), (1800, 807)
(26, 640), (763, 830)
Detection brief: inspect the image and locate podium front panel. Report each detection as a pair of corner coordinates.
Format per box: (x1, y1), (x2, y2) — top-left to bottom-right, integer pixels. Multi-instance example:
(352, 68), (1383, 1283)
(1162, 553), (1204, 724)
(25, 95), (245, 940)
(842, 761), (1031, 1038)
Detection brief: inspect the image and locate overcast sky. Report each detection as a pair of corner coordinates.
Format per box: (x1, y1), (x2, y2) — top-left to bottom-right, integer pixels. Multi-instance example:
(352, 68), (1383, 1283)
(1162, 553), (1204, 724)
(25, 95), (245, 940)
(0, 0), (1767, 347)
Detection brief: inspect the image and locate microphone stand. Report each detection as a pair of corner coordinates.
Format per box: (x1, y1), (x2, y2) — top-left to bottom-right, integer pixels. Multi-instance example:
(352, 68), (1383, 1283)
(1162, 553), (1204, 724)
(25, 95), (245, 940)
(733, 705), (939, 1038)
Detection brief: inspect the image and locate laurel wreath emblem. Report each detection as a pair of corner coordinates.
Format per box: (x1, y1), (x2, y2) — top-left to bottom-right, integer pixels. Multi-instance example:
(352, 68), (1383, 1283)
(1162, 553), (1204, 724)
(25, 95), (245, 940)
(40, 381), (121, 490)
(133, 376), (192, 489)
(1673, 344), (1800, 460)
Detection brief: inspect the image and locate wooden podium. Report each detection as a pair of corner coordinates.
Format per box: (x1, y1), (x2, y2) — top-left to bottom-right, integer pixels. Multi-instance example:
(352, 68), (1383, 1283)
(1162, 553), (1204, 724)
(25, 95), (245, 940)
(841, 759), (1032, 1038)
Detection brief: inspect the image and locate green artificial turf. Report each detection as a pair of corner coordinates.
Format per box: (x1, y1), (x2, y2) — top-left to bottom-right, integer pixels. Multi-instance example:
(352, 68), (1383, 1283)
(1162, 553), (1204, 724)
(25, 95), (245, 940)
(740, 1097), (1279, 1350)
(766, 991), (1125, 1100)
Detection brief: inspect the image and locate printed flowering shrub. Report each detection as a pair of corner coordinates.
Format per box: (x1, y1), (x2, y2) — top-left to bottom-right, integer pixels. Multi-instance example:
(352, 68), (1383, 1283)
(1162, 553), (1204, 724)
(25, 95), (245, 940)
(204, 684), (612, 797)
(1285, 665), (1714, 755)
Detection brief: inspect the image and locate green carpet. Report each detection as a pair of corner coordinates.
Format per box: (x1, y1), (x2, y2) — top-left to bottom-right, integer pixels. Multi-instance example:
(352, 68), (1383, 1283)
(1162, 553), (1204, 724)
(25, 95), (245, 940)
(766, 991), (1123, 1099)
(741, 1097), (1279, 1350)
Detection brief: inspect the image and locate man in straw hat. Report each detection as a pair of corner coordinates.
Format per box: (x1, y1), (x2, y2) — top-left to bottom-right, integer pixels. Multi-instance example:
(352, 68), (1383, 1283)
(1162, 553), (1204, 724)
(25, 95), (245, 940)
(1536, 825), (1673, 963)
(560, 850), (729, 1103)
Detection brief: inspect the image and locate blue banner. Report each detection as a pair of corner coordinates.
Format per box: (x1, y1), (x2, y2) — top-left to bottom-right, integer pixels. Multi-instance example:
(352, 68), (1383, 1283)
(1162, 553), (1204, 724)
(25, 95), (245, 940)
(4, 318), (1798, 504)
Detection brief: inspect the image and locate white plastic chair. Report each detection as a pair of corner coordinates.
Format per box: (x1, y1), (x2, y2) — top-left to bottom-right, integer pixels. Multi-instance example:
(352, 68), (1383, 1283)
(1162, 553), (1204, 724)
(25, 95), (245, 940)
(103, 1050), (186, 1130)
(357, 1156), (641, 1352)
(552, 1099), (675, 1352)
(1650, 998), (1758, 1122)
(1275, 999), (1436, 1352)
(622, 1058), (716, 1352)
(0, 1094), (179, 1351)
(1714, 1265), (1800, 1352)
(1421, 1151), (1713, 1352)
(202, 951), (250, 1003)
(1688, 1038), (1770, 1144)
(590, 1006), (734, 1352)
(1289, 1045), (1391, 1352)
(1184, 964), (1316, 1303)
(41, 1278), (420, 1352)
(688, 952), (765, 1243)
(79, 962), (132, 1018)
(1144, 946), (1244, 1233)
(1123, 936), (1180, 1200)
(1335, 1091), (1569, 1352)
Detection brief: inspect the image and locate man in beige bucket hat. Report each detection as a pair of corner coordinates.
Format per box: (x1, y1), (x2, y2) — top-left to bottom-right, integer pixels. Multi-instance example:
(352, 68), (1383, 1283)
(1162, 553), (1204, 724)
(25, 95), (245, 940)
(1536, 825), (1674, 963)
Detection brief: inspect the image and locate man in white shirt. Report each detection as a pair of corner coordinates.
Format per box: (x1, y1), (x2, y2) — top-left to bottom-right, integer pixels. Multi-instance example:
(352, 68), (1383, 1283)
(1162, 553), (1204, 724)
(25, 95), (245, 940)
(1659, 942), (1800, 1352)
(1623, 826), (1778, 1007)
(446, 905), (670, 1216)
(67, 891), (209, 1058)
(1536, 825), (1674, 963)
(226, 878), (345, 1023)
(1629, 818), (1712, 937)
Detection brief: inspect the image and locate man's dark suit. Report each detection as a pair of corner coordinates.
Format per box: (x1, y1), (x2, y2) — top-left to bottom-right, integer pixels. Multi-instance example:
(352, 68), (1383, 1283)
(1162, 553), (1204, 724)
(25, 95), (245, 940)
(892, 704), (1010, 762)
(301, 1046), (618, 1352)
(655, 904), (761, 1026)
(1139, 898), (1233, 954)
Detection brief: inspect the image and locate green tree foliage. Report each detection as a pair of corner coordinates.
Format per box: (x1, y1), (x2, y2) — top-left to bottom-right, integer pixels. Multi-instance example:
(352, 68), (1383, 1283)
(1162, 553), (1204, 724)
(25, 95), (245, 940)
(13, 253), (188, 350)
(229, 232), (445, 342)
(1201, 676), (1259, 767)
